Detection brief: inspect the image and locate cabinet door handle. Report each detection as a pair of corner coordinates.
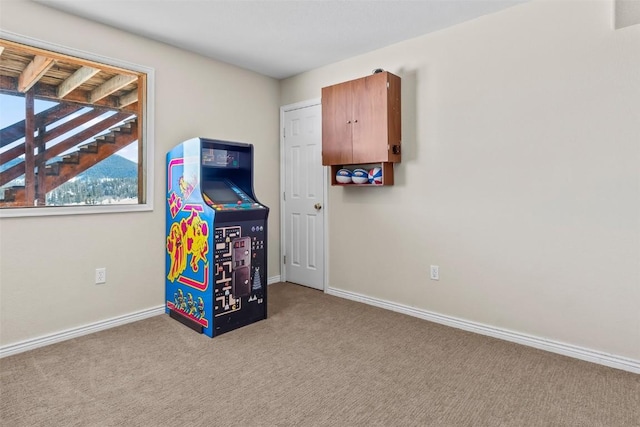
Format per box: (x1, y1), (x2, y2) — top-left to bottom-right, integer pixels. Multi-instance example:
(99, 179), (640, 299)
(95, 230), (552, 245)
(354, 119), (358, 123)
(347, 120), (351, 124)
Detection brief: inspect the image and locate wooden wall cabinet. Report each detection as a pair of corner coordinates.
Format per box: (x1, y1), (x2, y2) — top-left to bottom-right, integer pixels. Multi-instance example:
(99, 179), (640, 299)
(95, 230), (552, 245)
(322, 71), (401, 165)
(322, 71), (401, 185)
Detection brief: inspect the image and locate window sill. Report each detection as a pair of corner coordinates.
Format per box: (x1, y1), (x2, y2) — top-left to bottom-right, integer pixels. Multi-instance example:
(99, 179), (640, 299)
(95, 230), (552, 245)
(0, 203), (153, 218)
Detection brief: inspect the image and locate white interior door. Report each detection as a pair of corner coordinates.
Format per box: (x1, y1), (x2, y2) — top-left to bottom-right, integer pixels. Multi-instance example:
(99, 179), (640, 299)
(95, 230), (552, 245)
(282, 103), (324, 290)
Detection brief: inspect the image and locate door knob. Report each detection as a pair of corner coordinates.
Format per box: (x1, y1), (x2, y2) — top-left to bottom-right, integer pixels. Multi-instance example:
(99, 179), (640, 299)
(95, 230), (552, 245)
(314, 203), (322, 210)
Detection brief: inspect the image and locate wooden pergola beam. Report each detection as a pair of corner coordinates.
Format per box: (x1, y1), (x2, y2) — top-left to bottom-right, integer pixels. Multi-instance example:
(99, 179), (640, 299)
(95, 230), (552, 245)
(0, 39), (135, 76)
(0, 109), (106, 167)
(89, 74), (137, 104)
(57, 66), (100, 99)
(18, 55), (55, 92)
(119, 89), (138, 107)
(24, 90), (36, 204)
(0, 103), (83, 148)
(41, 111), (133, 162)
(0, 75), (138, 114)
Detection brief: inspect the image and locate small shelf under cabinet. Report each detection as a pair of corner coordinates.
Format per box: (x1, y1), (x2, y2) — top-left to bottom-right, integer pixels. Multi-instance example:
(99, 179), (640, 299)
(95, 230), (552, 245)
(330, 162), (394, 186)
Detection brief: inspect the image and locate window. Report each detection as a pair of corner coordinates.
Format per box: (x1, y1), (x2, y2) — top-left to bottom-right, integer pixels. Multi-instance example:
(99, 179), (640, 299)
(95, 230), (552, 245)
(0, 31), (154, 217)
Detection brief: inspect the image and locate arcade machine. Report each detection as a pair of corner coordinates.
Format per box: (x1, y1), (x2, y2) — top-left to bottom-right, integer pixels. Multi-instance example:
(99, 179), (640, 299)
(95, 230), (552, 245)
(165, 137), (269, 337)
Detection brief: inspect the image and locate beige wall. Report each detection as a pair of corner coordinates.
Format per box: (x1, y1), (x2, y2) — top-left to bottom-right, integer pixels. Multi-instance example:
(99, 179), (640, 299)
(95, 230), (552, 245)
(2, 0), (638, 364)
(0, 0), (281, 345)
(281, 0), (640, 360)
(616, 0), (640, 28)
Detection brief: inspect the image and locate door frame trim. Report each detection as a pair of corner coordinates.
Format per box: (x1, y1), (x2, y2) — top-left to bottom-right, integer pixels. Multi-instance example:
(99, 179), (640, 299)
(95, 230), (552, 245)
(279, 99), (328, 291)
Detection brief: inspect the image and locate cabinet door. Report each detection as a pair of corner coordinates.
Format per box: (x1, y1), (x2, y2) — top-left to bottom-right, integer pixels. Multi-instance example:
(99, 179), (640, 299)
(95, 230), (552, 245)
(351, 72), (390, 163)
(321, 82), (353, 165)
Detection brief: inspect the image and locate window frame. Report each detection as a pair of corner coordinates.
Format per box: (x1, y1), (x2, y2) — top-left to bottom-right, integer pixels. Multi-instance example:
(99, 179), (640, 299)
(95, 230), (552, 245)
(0, 30), (154, 218)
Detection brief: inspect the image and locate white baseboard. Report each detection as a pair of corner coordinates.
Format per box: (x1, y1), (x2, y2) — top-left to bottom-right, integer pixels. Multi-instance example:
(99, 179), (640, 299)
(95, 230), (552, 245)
(327, 287), (640, 375)
(1, 277), (282, 358)
(0, 305), (165, 358)
(267, 275), (281, 285)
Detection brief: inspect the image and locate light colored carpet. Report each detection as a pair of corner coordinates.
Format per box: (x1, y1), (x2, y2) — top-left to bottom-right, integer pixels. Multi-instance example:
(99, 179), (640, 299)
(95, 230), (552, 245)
(1, 282), (638, 426)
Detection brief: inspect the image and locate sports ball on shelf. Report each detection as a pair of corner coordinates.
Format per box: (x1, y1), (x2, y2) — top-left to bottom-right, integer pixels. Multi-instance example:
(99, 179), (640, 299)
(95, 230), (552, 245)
(335, 168), (352, 184)
(351, 168), (369, 184)
(368, 167), (383, 185)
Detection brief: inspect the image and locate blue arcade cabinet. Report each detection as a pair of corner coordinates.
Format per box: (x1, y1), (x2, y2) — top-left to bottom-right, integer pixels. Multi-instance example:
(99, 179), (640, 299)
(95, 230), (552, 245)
(165, 137), (269, 337)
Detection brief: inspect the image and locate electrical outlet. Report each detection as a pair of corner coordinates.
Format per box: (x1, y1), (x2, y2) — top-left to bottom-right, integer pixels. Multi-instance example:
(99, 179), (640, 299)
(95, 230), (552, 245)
(430, 265), (439, 281)
(95, 268), (106, 284)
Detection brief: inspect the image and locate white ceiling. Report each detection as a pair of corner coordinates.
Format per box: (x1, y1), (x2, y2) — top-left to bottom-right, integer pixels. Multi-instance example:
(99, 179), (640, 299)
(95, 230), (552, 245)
(35, 0), (529, 79)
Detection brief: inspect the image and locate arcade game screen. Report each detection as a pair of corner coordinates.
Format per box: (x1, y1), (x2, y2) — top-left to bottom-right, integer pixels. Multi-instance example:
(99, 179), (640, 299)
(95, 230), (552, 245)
(203, 180), (247, 205)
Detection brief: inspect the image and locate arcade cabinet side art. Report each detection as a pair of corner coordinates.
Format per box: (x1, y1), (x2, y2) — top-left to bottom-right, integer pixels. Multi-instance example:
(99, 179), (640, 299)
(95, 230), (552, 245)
(165, 139), (214, 336)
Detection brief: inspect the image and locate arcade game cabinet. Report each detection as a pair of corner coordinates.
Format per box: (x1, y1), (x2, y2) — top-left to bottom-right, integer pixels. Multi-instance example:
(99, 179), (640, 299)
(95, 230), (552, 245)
(165, 137), (269, 337)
